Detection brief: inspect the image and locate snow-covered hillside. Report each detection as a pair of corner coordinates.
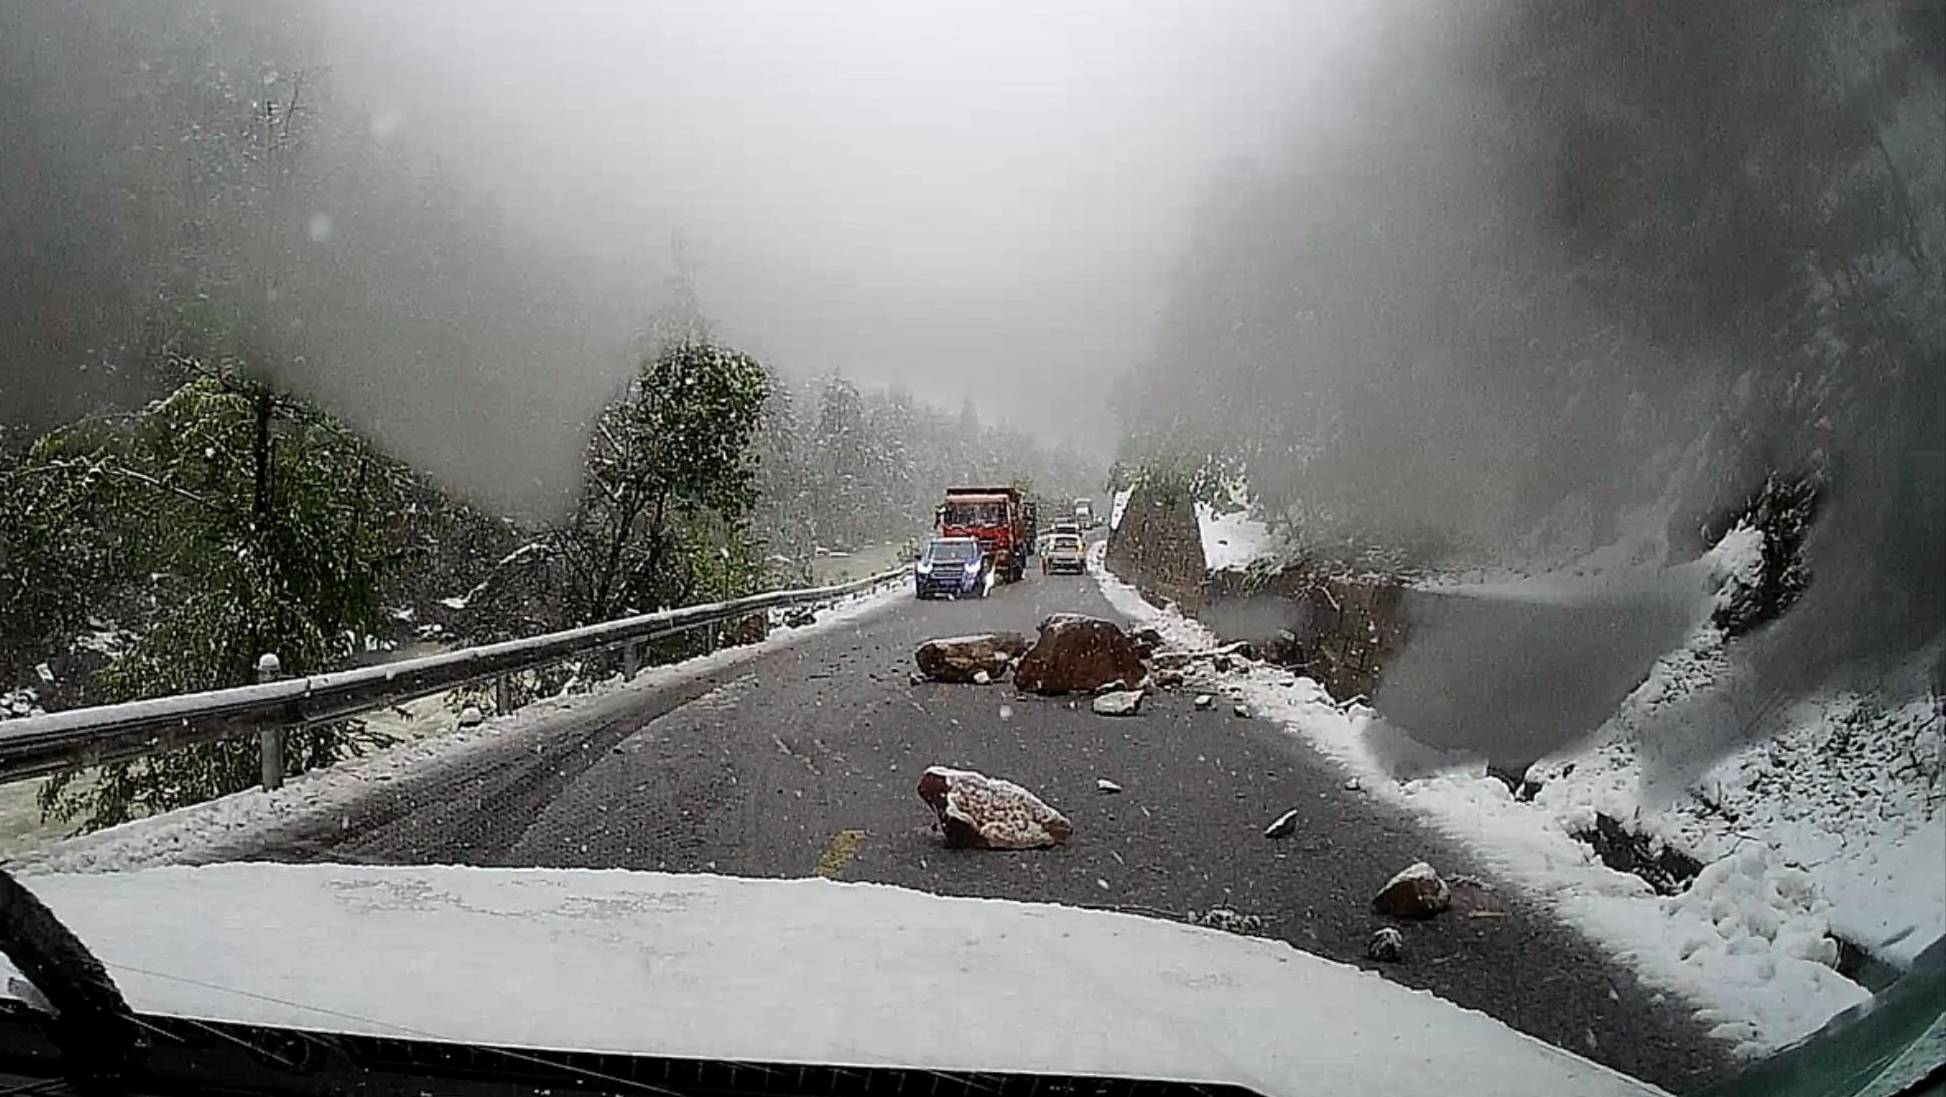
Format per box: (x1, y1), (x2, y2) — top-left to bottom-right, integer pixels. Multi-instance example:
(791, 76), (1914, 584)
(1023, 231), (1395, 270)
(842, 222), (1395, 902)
(1198, 502), (1282, 571)
(1093, 544), (1943, 1058)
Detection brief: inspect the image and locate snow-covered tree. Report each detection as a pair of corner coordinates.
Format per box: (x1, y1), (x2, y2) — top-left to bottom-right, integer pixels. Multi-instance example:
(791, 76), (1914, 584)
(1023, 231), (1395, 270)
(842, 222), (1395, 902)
(546, 339), (769, 624)
(9, 367), (411, 828)
(809, 374), (879, 549)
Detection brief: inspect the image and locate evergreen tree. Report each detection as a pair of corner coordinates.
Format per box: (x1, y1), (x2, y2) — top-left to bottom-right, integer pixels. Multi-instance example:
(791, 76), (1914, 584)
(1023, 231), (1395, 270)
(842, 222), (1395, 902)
(10, 367), (411, 829)
(547, 340), (769, 624)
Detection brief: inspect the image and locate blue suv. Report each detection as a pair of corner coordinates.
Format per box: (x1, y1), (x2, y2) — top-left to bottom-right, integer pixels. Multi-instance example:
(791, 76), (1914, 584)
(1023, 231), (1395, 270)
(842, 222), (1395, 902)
(915, 536), (989, 599)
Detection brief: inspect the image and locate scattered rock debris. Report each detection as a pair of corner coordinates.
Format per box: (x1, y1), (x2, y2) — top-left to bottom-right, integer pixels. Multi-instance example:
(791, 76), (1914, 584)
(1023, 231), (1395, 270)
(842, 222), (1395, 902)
(1373, 861), (1452, 919)
(1096, 778), (1123, 794)
(1367, 927), (1405, 962)
(1194, 694), (1214, 710)
(457, 704), (485, 728)
(1091, 689), (1144, 717)
(1263, 809), (1300, 839)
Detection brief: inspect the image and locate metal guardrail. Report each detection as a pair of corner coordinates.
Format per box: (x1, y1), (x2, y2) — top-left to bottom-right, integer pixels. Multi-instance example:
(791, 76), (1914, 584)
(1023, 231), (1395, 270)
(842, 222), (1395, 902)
(0, 565), (910, 786)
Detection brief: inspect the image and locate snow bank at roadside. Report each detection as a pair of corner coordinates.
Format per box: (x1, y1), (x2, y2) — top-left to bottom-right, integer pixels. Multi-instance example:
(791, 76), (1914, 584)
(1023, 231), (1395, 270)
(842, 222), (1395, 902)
(8, 582), (907, 876)
(1092, 546), (1941, 1057)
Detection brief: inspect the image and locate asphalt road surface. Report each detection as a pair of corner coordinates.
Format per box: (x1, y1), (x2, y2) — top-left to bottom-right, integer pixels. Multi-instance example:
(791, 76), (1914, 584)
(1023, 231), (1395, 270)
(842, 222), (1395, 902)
(233, 567), (1737, 1091)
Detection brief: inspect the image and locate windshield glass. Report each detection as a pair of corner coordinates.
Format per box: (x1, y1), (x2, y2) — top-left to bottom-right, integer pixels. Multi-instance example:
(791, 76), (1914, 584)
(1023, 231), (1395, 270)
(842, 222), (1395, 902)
(0, 3), (1939, 1095)
(943, 502), (1005, 528)
(927, 540), (977, 562)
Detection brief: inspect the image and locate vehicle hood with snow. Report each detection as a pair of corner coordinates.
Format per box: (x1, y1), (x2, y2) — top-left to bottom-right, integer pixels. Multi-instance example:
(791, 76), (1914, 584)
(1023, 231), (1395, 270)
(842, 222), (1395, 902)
(0, 864), (1668, 1097)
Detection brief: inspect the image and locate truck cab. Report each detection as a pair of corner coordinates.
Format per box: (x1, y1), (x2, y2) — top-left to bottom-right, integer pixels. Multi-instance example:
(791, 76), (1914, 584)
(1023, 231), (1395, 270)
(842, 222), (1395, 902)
(937, 486), (1028, 583)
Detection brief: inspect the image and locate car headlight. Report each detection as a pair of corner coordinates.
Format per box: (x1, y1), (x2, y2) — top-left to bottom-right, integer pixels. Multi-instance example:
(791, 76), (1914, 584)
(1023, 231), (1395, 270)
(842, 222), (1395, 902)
(916, 560), (932, 574)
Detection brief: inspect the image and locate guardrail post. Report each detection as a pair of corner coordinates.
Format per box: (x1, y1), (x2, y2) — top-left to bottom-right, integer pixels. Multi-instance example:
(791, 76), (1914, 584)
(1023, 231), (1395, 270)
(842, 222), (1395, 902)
(256, 652), (284, 791)
(495, 673), (514, 716)
(622, 641), (639, 681)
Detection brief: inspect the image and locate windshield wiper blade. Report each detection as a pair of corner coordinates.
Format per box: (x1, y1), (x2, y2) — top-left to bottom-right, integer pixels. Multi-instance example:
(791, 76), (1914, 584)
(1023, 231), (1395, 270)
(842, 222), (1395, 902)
(0, 870), (139, 1093)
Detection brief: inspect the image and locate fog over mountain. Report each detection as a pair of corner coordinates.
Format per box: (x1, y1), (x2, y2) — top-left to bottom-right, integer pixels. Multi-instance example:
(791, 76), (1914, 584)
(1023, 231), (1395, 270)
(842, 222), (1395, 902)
(3, 0), (1343, 512)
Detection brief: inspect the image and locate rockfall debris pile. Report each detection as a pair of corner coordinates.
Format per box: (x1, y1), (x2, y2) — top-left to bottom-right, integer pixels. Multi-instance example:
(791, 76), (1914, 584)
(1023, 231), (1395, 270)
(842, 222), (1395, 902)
(907, 614), (1482, 973)
(911, 612), (1258, 709)
(907, 614), (1249, 857)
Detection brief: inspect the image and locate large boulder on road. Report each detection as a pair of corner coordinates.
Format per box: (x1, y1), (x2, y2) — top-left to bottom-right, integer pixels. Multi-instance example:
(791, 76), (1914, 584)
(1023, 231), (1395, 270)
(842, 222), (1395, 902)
(914, 633), (1030, 683)
(1012, 614), (1148, 695)
(916, 766), (1072, 849)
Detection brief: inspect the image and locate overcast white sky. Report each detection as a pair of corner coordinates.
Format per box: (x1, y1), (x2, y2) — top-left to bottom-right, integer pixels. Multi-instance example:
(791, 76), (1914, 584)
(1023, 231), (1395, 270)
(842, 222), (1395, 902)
(321, 0), (1355, 454)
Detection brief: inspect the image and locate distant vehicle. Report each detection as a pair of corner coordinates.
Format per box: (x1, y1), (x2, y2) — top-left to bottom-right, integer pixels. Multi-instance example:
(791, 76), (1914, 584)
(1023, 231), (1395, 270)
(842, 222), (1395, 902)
(1072, 497), (1095, 528)
(1050, 520), (1081, 538)
(914, 536), (988, 599)
(937, 485), (1029, 583)
(1042, 531), (1086, 575)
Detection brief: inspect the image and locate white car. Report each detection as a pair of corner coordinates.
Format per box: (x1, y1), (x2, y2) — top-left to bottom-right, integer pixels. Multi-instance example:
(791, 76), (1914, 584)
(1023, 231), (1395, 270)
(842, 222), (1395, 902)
(1042, 531), (1087, 574)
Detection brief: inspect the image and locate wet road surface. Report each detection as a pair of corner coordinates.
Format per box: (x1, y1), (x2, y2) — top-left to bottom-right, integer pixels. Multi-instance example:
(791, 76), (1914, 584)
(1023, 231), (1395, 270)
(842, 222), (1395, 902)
(229, 568), (1737, 1091)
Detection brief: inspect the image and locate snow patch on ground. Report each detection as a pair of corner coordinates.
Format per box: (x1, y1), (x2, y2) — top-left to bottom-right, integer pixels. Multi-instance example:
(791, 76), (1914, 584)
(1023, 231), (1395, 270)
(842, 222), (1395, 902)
(6, 581), (908, 876)
(1093, 551), (1942, 1057)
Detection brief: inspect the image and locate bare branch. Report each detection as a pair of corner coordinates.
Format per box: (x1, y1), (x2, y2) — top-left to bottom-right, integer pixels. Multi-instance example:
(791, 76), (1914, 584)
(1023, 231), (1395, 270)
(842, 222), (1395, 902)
(16, 457), (222, 512)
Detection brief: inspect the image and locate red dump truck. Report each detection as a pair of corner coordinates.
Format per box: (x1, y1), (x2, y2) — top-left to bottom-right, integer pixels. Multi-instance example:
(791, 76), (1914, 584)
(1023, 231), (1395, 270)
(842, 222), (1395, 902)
(936, 485), (1029, 583)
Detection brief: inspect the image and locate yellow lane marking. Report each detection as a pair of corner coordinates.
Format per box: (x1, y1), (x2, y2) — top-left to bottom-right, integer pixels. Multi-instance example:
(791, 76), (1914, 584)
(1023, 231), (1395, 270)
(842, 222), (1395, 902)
(814, 828), (868, 878)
